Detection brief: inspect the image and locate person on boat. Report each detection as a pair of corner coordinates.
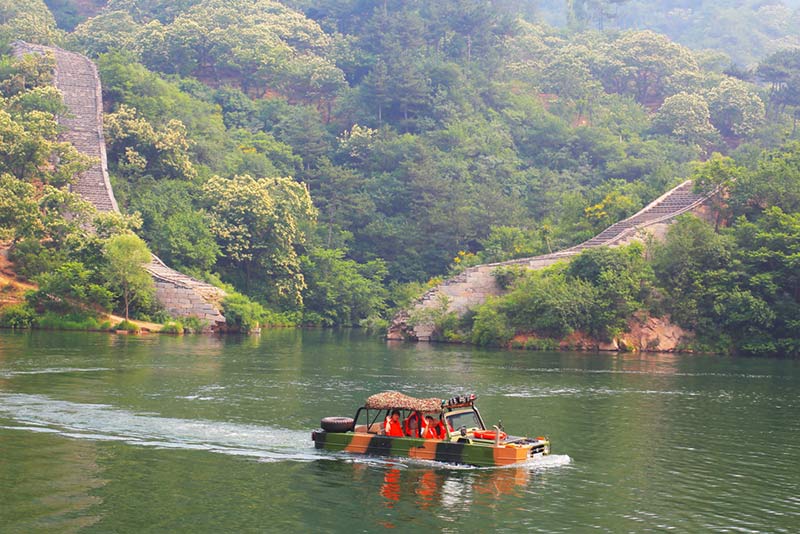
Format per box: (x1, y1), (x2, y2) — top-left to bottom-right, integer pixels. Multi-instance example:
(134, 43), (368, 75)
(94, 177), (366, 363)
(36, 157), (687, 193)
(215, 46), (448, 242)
(421, 415), (440, 439)
(436, 417), (448, 439)
(404, 411), (421, 437)
(384, 409), (404, 437)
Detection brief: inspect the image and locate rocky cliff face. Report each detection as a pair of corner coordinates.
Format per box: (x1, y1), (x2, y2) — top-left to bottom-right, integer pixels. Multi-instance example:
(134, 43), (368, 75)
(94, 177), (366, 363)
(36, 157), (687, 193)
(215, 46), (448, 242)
(511, 313), (693, 353)
(617, 313), (693, 352)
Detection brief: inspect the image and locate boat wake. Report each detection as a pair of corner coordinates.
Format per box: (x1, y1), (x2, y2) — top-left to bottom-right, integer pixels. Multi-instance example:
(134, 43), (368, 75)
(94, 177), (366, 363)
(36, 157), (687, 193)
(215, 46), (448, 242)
(0, 367), (112, 378)
(0, 393), (319, 463)
(329, 450), (571, 472)
(0, 392), (573, 472)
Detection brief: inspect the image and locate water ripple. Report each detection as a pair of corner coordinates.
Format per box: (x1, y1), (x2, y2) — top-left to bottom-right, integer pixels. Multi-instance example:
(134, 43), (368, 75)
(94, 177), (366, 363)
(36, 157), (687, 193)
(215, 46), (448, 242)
(0, 392), (317, 462)
(0, 367), (111, 378)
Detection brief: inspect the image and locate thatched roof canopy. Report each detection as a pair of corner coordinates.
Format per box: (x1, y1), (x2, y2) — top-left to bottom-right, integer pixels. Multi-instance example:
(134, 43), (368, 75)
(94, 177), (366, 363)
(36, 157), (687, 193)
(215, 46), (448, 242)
(364, 391), (442, 412)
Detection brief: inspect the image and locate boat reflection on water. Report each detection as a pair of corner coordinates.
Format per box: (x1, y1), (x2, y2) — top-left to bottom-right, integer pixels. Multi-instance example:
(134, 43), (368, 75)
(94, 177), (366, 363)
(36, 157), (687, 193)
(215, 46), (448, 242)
(378, 463), (531, 512)
(380, 467), (402, 506)
(415, 470), (439, 508)
(471, 466), (530, 498)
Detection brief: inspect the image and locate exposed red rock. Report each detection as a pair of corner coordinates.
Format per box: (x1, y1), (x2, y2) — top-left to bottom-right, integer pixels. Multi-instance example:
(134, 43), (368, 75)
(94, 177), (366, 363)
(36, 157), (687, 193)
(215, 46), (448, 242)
(618, 313), (693, 352)
(510, 313), (693, 353)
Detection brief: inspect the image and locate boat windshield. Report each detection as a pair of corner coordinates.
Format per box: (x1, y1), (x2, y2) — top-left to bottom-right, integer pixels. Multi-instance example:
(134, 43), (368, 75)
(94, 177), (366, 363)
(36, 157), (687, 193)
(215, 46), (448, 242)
(445, 410), (483, 431)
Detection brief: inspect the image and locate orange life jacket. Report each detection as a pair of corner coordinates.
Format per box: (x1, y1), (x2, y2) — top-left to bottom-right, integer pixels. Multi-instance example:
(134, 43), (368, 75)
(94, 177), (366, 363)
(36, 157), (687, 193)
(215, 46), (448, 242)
(435, 421), (447, 439)
(385, 416), (404, 437)
(421, 420), (438, 439)
(403, 412), (421, 438)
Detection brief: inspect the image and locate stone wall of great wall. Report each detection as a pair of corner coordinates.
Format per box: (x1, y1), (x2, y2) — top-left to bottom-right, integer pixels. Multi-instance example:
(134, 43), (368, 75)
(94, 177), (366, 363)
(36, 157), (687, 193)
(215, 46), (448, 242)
(389, 180), (718, 341)
(12, 42), (226, 329)
(10, 42), (720, 336)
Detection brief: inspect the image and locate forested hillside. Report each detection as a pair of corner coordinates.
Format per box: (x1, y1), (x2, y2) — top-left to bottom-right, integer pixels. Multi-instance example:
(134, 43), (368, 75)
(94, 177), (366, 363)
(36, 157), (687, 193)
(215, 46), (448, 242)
(533, 0), (800, 66)
(1, 0), (798, 354)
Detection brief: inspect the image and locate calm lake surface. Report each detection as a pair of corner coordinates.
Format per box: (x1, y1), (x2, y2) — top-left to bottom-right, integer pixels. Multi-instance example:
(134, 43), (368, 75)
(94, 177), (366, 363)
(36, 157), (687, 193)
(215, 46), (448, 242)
(1, 329), (798, 533)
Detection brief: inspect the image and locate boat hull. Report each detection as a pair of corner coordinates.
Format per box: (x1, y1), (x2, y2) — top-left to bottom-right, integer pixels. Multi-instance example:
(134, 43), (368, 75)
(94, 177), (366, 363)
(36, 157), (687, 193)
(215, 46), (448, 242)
(312, 431), (549, 467)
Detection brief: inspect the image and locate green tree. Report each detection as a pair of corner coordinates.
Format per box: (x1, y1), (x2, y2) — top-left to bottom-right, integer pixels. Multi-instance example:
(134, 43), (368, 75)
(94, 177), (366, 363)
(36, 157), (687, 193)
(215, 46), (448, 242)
(300, 246), (387, 326)
(221, 291), (268, 333)
(499, 265), (599, 338)
(104, 104), (197, 181)
(306, 158), (374, 247)
(273, 105), (331, 170)
(131, 0), (342, 103)
(0, 51), (55, 96)
(26, 261), (113, 316)
(583, 189), (639, 231)
(728, 142), (800, 219)
(471, 301), (514, 347)
(757, 49), (800, 114)
(0, 173), (39, 242)
(691, 153), (743, 229)
(104, 232), (155, 320)
(0, 71), (92, 187)
(595, 30), (700, 105)
(97, 53), (228, 168)
(653, 92), (719, 151)
(731, 207), (800, 355)
(67, 10), (140, 56)
(567, 243), (653, 337)
(567, 0), (631, 31)
(540, 46), (603, 120)
(706, 78), (765, 138)
(105, 0), (203, 23)
(651, 215), (734, 336)
(0, 0), (63, 44)
(201, 174), (315, 307)
(129, 180), (219, 271)
(477, 225), (545, 263)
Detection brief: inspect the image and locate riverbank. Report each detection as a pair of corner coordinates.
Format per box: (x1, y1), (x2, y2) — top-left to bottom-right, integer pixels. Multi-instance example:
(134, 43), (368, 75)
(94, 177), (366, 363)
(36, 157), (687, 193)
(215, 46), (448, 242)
(509, 313), (694, 353)
(2, 249), (693, 348)
(2, 249), (163, 333)
(390, 313), (698, 354)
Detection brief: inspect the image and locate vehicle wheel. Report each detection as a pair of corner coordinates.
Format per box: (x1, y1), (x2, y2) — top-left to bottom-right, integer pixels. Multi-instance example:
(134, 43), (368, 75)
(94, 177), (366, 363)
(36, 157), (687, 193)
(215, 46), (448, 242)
(320, 416), (354, 432)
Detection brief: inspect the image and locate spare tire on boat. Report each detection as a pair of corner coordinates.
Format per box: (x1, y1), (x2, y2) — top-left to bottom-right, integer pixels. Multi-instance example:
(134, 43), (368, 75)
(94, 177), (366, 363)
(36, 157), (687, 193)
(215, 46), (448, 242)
(320, 416), (354, 432)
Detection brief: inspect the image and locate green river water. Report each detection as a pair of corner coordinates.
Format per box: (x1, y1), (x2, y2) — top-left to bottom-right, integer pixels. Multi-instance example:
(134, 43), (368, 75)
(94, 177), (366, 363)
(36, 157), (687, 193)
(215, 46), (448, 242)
(0, 329), (798, 533)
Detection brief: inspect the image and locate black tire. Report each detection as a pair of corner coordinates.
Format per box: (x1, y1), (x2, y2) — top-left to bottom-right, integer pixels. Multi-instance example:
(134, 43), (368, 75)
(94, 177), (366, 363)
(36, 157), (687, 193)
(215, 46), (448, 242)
(320, 416), (354, 433)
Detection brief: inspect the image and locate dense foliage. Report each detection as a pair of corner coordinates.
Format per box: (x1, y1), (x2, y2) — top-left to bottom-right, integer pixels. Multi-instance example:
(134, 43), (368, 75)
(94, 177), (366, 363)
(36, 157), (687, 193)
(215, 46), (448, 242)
(536, 0), (800, 66)
(1, 1), (799, 351)
(467, 243), (654, 346)
(0, 51), (154, 327)
(50, 0), (775, 286)
(457, 143), (800, 357)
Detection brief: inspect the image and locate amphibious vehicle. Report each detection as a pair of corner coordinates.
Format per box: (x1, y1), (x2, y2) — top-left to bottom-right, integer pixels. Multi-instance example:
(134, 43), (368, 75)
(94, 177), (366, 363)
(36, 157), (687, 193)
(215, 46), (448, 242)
(311, 391), (550, 467)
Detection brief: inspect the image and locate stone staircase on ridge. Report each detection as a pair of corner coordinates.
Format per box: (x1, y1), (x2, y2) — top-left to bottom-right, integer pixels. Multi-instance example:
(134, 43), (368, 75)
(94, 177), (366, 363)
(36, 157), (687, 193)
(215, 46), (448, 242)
(12, 41), (119, 212)
(12, 42), (225, 328)
(389, 180), (715, 341)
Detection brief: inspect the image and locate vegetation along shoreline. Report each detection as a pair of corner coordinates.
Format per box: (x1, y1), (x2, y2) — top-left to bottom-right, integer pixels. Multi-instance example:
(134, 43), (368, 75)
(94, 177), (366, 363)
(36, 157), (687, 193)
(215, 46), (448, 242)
(1, 1), (799, 356)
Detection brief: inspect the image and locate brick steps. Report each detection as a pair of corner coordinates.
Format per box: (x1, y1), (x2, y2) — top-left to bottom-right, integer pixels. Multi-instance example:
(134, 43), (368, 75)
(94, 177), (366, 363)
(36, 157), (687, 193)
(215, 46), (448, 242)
(558, 181), (704, 253)
(12, 41), (119, 213)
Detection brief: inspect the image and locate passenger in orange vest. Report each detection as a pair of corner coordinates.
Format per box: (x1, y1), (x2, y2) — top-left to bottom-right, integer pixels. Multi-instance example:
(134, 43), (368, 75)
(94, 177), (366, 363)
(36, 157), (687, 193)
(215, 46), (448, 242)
(384, 409), (404, 437)
(421, 415), (440, 439)
(404, 411), (421, 438)
(435, 418), (447, 439)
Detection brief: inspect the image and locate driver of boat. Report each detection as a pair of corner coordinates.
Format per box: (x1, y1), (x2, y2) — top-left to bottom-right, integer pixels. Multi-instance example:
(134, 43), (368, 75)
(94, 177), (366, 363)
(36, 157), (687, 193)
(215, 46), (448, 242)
(384, 409), (404, 437)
